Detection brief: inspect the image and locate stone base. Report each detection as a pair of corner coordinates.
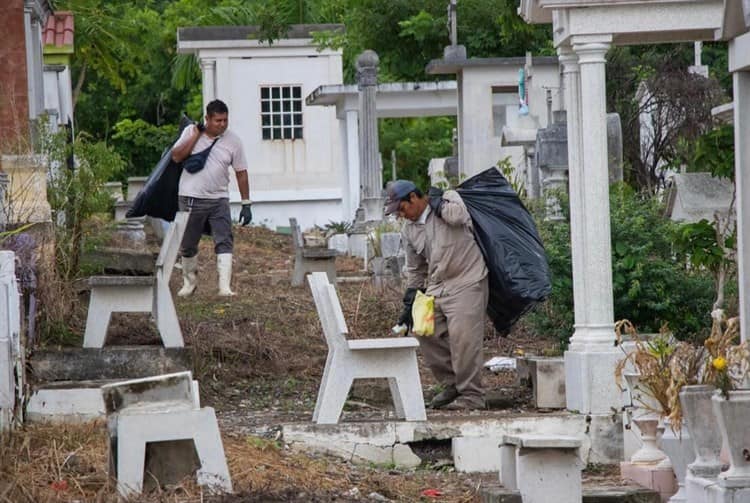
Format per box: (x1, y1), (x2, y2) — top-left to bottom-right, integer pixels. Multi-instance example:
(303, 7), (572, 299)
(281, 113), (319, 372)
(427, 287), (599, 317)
(452, 436), (502, 473)
(528, 357), (566, 408)
(620, 462), (677, 501)
(565, 348), (622, 414)
(686, 474), (750, 503)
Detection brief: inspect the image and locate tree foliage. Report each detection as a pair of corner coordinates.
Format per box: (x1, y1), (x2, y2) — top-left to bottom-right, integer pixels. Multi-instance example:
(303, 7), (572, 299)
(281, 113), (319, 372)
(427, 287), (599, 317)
(527, 184), (717, 347)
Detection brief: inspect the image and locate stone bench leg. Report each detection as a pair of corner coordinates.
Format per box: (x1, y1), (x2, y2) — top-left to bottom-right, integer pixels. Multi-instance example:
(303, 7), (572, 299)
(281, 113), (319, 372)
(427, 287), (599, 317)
(385, 350), (426, 421)
(499, 444), (518, 490)
(515, 448), (582, 503)
(154, 283), (184, 348)
(115, 407), (231, 497)
(84, 286), (154, 348)
(293, 258), (337, 287)
(321, 259), (337, 285)
(313, 361), (354, 424)
(292, 257), (308, 287)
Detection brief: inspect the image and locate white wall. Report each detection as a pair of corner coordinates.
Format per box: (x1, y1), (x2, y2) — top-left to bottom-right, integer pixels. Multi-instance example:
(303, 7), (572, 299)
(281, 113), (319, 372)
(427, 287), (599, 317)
(192, 43), (344, 230)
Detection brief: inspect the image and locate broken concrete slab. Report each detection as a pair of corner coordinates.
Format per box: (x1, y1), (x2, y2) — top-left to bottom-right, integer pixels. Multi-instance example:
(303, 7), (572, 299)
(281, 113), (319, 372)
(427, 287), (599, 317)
(30, 346), (191, 382)
(282, 412), (593, 470)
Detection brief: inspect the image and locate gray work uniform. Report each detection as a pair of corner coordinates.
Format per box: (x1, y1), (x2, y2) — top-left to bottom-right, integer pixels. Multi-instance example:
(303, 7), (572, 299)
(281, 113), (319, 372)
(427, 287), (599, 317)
(402, 190), (489, 399)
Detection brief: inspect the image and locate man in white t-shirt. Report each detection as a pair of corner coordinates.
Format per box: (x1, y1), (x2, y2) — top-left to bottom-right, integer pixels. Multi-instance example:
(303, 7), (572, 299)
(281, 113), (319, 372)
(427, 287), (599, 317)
(170, 99), (251, 297)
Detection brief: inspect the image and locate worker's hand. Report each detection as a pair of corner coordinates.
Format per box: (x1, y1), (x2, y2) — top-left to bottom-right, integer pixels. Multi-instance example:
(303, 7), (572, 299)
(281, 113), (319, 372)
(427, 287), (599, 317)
(196, 121), (205, 133)
(239, 203), (252, 226)
(397, 287), (421, 333)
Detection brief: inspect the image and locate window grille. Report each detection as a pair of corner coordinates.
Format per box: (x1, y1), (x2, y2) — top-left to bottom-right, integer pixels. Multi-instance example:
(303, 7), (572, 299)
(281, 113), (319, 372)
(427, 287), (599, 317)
(260, 85), (303, 140)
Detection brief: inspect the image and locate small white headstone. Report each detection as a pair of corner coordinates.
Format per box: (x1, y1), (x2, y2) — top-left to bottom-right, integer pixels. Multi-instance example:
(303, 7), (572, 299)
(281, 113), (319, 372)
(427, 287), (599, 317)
(379, 232), (401, 258)
(328, 234), (349, 254)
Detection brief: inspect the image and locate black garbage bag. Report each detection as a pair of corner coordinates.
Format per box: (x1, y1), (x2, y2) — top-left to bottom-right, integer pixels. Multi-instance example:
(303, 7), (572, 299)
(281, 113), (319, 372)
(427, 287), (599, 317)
(125, 115), (193, 222)
(435, 168), (551, 333)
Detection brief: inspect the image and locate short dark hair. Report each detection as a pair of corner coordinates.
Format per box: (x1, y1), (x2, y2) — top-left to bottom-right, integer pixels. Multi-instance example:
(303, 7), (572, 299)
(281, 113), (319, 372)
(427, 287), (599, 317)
(206, 99), (228, 116)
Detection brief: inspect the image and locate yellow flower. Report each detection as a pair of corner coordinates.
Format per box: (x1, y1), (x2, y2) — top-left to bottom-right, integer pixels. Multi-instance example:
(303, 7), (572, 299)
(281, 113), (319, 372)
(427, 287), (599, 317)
(712, 356), (728, 371)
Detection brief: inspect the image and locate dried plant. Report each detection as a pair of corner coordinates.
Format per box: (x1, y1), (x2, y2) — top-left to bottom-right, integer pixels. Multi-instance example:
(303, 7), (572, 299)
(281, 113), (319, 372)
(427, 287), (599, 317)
(702, 310), (750, 399)
(614, 319), (677, 418)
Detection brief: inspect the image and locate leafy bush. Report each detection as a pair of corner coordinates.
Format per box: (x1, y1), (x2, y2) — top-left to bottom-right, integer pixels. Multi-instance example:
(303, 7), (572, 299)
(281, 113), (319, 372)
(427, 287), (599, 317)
(527, 183), (715, 348)
(111, 118), (178, 178)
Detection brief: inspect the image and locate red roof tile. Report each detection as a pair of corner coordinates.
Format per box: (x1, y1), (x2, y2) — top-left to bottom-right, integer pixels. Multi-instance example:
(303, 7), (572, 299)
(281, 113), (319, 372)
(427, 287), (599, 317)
(43, 11), (74, 48)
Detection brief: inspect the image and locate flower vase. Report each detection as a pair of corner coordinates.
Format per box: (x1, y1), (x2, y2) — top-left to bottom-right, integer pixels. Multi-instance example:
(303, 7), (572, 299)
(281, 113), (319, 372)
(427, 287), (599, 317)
(658, 419), (695, 502)
(679, 385), (723, 478)
(712, 389), (750, 487)
(624, 373), (666, 464)
(630, 413), (667, 464)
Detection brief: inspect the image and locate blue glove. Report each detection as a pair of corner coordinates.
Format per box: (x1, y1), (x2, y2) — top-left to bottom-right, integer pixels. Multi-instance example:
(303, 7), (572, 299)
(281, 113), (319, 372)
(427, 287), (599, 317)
(239, 203), (252, 226)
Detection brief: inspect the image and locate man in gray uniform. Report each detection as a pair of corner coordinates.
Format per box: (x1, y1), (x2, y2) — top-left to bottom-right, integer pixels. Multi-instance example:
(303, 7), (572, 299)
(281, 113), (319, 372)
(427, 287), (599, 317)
(385, 180), (489, 410)
(171, 99), (252, 297)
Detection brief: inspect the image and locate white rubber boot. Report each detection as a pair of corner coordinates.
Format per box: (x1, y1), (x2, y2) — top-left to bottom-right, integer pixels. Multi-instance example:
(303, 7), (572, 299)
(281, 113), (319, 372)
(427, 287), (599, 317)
(217, 253), (235, 296)
(177, 255), (199, 297)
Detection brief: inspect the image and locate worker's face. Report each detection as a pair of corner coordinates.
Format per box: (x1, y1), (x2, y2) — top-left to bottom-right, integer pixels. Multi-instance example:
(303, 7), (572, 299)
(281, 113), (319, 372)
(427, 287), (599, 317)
(204, 112), (228, 137)
(397, 193), (423, 222)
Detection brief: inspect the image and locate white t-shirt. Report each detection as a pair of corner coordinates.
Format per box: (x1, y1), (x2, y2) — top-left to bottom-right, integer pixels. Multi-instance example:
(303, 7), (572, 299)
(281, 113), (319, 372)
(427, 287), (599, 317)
(174, 124), (248, 199)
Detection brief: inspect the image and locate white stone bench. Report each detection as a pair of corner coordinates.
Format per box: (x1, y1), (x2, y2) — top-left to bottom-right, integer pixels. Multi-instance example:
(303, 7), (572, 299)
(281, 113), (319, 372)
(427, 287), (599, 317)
(83, 212), (188, 348)
(307, 272), (426, 424)
(499, 434), (584, 503)
(291, 217), (337, 287)
(101, 371), (231, 497)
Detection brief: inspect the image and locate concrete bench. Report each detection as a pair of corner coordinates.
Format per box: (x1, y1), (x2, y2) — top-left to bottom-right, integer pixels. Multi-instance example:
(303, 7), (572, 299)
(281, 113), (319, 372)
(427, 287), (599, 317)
(290, 217), (337, 287)
(307, 272), (426, 424)
(101, 371), (231, 497)
(83, 212), (188, 348)
(499, 434), (584, 503)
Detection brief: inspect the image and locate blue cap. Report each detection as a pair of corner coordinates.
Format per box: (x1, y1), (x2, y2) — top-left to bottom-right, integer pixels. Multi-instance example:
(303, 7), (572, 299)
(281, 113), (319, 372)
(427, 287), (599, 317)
(384, 180), (417, 215)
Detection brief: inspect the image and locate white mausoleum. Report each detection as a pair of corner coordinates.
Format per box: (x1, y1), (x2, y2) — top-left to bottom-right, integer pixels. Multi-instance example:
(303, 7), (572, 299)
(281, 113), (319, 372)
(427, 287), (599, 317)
(177, 25), (345, 231)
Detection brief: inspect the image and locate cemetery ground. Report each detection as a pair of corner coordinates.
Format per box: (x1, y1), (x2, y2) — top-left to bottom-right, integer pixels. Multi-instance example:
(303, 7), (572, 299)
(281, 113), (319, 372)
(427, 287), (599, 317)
(2, 223), (622, 502)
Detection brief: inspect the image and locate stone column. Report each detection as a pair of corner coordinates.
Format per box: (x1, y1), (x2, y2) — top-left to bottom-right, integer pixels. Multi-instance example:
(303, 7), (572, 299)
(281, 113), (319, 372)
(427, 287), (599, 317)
(345, 109), (361, 220)
(734, 70), (750, 343)
(200, 59), (217, 109)
(356, 50), (383, 222)
(558, 46), (588, 350)
(565, 35), (620, 415)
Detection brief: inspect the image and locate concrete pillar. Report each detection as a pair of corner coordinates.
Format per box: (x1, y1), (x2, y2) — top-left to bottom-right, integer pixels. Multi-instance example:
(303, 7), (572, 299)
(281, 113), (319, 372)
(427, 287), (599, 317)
(564, 35), (620, 415)
(200, 59), (217, 109)
(734, 70), (750, 343)
(356, 50), (383, 221)
(344, 109), (361, 220)
(558, 46), (588, 346)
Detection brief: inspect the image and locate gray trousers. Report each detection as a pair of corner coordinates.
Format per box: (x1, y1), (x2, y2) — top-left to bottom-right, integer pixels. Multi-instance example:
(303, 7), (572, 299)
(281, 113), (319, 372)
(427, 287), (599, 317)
(178, 196), (233, 257)
(417, 278), (489, 399)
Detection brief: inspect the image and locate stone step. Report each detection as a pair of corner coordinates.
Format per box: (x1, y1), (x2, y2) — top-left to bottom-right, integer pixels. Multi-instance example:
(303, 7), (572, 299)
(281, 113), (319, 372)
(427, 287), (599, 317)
(29, 345), (191, 382)
(481, 483), (661, 503)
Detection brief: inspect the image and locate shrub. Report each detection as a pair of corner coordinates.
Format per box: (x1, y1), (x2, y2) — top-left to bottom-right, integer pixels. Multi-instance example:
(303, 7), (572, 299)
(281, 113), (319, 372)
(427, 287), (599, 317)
(526, 183), (715, 348)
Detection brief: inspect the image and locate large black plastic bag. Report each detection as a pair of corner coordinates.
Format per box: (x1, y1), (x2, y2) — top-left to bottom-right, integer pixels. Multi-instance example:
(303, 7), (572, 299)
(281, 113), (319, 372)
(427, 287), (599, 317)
(126, 117), (192, 222)
(456, 168), (551, 333)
